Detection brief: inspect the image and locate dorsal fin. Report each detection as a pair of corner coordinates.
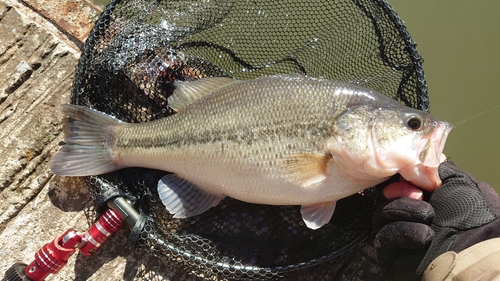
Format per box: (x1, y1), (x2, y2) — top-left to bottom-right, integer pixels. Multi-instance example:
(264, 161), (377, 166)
(168, 77), (236, 111)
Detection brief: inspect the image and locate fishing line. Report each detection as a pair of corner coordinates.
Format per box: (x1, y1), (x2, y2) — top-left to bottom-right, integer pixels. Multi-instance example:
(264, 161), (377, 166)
(452, 104), (500, 128)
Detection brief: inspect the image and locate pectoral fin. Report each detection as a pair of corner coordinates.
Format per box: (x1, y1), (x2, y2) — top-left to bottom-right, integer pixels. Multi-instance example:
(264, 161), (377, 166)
(283, 151), (333, 187)
(300, 201), (337, 229)
(158, 174), (226, 218)
(169, 77), (236, 111)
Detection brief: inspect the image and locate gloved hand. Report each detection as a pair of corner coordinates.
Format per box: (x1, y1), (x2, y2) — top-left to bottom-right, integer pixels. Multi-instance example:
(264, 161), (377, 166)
(373, 161), (500, 281)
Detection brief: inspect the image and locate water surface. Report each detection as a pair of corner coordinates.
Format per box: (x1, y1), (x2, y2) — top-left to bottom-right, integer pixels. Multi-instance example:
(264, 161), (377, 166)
(390, 0), (500, 193)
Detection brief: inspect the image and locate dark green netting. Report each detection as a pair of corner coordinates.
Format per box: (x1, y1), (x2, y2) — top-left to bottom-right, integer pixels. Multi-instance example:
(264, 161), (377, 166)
(72, 0), (427, 279)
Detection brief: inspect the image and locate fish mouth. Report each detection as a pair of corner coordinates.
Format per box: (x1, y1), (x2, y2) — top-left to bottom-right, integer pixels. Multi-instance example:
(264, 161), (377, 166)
(418, 121), (453, 167)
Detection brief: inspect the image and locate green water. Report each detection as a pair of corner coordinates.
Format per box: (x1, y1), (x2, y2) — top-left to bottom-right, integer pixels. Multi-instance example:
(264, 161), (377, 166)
(91, 0), (500, 194)
(389, 1), (500, 194)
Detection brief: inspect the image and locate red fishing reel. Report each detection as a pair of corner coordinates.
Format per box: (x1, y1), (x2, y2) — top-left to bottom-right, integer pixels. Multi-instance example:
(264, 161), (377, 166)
(2, 197), (139, 281)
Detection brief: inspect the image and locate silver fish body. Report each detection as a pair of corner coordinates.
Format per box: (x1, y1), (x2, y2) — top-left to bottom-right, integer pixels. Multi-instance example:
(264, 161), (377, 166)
(50, 75), (452, 229)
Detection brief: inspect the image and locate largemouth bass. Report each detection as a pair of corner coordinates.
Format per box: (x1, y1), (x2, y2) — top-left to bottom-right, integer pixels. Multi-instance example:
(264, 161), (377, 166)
(50, 74), (452, 229)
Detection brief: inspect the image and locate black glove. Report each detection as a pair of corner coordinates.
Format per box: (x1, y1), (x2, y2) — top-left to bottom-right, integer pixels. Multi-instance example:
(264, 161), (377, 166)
(373, 161), (500, 281)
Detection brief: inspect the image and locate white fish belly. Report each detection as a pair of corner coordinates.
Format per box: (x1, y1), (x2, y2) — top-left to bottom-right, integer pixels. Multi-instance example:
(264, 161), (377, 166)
(128, 145), (381, 206)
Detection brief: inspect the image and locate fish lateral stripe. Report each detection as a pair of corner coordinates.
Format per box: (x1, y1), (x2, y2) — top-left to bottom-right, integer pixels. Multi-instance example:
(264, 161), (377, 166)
(113, 119), (332, 150)
(49, 75), (453, 229)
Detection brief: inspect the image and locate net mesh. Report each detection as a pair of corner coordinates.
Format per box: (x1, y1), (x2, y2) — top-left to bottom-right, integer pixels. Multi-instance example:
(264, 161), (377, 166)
(71, 0), (427, 279)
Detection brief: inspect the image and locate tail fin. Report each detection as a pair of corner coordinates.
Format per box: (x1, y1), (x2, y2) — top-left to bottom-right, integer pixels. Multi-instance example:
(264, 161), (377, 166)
(50, 104), (122, 176)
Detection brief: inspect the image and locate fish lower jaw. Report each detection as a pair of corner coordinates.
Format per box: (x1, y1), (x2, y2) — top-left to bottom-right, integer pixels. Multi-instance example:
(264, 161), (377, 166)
(398, 164), (441, 191)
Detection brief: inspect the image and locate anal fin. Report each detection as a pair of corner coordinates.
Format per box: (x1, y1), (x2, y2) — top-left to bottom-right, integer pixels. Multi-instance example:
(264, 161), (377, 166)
(300, 201), (337, 229)
(158, 174), (226, 218)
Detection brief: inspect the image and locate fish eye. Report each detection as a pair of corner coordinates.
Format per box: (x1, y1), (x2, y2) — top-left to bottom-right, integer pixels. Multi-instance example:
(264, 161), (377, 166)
(406, 115), (423, 130)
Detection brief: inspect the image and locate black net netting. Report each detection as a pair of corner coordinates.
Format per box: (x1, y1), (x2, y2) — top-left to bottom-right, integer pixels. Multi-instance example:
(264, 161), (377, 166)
(71, 0), (427, 280)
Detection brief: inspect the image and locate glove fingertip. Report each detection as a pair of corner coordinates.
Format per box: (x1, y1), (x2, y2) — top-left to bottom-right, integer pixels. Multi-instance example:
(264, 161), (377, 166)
(375, 222), (434, 251)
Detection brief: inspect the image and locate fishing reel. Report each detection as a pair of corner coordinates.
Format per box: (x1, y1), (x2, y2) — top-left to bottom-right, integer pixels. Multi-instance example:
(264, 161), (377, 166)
(2, 197), (140, 281)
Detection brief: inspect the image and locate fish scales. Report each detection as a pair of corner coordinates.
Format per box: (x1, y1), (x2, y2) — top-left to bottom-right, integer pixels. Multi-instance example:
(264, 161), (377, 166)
(112, 78), (364, 196)
(113, 77), (347, 198)
(113, 77), (367, 162)
(50, 74), (452, 229)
